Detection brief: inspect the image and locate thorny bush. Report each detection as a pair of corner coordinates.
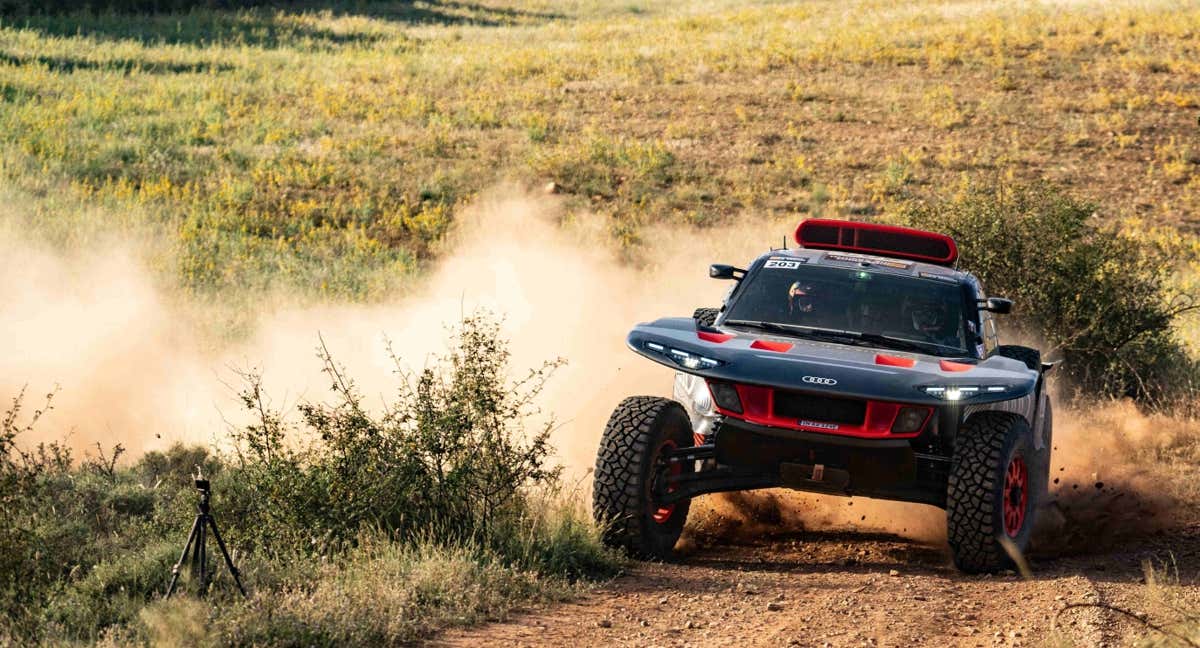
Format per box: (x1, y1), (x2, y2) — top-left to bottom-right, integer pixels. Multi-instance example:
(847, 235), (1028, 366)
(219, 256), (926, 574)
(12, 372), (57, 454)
(898, 183), (1199, 410)
(1, 314), (615, 645)
(230, 313), (564, 554)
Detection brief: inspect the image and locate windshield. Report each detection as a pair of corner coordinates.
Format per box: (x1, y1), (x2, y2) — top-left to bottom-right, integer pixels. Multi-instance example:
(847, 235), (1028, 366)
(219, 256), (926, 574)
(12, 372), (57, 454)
(723, 261), (972, 356)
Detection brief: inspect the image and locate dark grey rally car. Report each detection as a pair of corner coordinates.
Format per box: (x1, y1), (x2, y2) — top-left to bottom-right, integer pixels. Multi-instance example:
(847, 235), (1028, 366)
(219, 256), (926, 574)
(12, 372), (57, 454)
(593, 219), (1053, 573)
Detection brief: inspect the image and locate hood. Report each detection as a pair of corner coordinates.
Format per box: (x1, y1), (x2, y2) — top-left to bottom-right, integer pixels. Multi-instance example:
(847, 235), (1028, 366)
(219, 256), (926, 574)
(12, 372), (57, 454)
(627, 317), (1036, 406)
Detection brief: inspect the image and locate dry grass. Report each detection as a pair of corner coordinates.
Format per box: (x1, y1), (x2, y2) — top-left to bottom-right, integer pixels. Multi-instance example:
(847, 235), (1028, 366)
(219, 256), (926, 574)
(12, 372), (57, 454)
(1, 0), (1198, 299)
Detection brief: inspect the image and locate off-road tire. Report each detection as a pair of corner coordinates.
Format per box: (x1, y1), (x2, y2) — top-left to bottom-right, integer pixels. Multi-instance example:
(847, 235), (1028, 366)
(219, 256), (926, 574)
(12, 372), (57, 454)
(593, 396), (693, 559)
(693, 308), (720, 328)
(996, 345), (1041, 371)
(947, 412), (1039, 573)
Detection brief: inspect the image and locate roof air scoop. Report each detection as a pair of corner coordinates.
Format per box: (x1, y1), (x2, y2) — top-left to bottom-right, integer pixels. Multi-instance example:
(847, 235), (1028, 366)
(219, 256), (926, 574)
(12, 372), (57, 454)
(794, 219), (958, 266)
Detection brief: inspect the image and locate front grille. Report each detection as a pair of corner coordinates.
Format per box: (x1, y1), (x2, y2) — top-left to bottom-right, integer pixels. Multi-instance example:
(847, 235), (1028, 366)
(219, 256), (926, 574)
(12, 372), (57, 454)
(773, 390), (866, 425)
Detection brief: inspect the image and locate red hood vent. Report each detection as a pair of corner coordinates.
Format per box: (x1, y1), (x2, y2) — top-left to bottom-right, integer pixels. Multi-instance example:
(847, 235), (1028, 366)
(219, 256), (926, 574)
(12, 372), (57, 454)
(795, 219), (958, 267)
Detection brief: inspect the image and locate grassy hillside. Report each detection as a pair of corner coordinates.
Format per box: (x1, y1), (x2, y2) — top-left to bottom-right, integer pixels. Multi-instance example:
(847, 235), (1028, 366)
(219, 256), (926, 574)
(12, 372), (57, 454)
(2, 2), (1200, 645)
(2, 0), (1198, 298)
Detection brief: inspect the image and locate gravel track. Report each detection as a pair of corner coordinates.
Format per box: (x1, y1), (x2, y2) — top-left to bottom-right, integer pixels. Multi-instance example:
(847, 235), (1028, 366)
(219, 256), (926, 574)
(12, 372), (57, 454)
(437, 514), (1200, 647)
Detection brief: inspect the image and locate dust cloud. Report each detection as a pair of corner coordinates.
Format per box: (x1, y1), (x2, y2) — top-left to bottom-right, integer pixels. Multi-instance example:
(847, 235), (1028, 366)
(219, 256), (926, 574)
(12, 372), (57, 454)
(0, 228), (218, 455)
(2, 187), (1193, 550)
(684, 399), (1196, 553)
(1031, 398), (1195, 555)
(0, 187), (782, 466)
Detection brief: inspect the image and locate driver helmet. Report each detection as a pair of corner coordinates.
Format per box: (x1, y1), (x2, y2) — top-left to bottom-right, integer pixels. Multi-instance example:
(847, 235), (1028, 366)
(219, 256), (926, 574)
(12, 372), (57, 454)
(788, 282), (816, 315)
(904, 296), (949, 334)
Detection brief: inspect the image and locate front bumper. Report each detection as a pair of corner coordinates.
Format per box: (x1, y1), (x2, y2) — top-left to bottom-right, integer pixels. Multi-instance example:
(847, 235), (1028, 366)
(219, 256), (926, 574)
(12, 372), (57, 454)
(657, 415), (955, 511)
(697, 417), (951, 507)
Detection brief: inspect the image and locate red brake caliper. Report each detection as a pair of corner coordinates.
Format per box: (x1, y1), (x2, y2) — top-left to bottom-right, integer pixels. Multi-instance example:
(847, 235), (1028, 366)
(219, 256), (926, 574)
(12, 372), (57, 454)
(1003, 455), (1028, 537)
(651, 440), (682, 524)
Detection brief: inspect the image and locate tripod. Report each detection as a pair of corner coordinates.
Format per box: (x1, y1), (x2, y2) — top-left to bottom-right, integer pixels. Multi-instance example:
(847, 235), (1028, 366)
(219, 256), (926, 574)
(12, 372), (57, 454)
(165, 478), (246, 599)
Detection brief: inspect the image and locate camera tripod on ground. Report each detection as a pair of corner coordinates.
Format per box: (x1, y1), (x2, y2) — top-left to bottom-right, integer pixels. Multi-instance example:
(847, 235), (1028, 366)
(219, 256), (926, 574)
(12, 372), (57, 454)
(165, 475), (246, 599)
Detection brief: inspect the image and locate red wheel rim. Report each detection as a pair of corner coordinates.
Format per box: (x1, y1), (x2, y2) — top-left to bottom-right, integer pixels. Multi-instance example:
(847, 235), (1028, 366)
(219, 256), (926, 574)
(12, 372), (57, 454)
(651, 440), (681, 524)
(1003, 455), (1028, 538)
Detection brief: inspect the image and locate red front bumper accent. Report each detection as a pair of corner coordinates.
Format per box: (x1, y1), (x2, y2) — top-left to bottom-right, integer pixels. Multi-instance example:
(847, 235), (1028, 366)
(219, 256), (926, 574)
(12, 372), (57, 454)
(712, 383), (931, 439)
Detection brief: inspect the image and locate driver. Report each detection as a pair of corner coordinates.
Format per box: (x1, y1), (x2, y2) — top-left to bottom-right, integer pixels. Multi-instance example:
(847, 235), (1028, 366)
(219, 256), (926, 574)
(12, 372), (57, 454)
(787, 281), (817, 320)
(902, 296), (958, 347)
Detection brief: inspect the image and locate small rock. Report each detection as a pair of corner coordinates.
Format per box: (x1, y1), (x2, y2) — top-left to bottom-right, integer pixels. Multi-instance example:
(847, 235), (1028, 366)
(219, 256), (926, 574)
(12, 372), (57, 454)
(640, 619), (650, 627)
(597, 619), (612, 628)
(767, 602), (784, 612)
(888, 569), (901, 577)
(658, 596), (668, 605)
(543, 181), (558, 194)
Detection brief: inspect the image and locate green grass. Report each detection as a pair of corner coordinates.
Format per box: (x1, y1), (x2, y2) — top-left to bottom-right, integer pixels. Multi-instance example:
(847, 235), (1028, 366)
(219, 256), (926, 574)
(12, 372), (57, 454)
(1, 2), (1199, 644)
(1, 0), (1198, 299)
(0, 316), (621, 646)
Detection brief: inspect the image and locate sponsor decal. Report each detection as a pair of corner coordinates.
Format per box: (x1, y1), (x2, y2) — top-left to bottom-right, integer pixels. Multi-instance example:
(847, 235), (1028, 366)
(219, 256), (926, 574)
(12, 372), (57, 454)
(801, 375), (837, 386)
(824, 251), (913, 270)
(919, 271), (957, 283)
(764, 258), (803, 269)
(799, 420), (839, 430)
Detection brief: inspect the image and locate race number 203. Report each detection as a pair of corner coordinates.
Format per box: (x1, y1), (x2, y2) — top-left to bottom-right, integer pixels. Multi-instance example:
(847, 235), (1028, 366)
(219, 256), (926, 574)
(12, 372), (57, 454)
(764, 258), (802, 269)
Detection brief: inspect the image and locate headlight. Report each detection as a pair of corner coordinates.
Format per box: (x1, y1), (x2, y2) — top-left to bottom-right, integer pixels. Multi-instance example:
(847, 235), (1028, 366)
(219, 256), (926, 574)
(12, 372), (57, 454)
(644, 341), (722, 369)
(891, 406), (930, 433)
(920, 385), (1008, 401)
(708, 381), (742, 414)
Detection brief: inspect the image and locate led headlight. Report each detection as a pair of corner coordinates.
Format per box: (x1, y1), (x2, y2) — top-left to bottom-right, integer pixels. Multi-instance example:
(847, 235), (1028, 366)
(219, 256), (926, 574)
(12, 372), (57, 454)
(921, 385), (1008, 401)
(644, 341), (722, 369)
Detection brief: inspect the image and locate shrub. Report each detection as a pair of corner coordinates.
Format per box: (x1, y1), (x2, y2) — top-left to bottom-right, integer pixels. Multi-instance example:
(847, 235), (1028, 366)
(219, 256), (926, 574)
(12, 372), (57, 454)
(0, 314), (618, 645)
(0, 388), (72, 638)
(896, 183), (1199, 408)
(227, 313), (566, 553)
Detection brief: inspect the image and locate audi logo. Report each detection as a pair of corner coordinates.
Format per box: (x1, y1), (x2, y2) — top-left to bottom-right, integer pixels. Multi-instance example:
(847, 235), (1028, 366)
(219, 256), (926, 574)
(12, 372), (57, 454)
(802, 376), (837, 386)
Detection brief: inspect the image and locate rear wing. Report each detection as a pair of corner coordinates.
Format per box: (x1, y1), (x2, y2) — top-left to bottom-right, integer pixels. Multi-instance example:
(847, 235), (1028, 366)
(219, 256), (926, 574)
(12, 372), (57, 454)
(795, 219), (958, 267)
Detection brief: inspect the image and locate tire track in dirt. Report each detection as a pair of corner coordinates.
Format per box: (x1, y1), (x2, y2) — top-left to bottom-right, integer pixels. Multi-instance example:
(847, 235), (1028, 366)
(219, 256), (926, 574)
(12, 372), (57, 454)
(435, 522), (1200, 648)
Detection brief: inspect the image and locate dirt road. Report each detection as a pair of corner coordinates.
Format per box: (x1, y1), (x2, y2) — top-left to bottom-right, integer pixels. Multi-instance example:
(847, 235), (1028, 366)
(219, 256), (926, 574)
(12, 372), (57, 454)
(437, 495), (1200, 648)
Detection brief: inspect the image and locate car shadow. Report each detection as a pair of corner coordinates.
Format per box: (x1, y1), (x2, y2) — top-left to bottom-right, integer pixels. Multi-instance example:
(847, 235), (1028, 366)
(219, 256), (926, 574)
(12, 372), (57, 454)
(682, 528), (954, 573)
(678, 522), (1200, 586)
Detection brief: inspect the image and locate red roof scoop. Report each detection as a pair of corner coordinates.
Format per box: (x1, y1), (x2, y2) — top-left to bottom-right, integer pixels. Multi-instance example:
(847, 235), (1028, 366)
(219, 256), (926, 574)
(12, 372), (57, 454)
(795, 219), (958, 266)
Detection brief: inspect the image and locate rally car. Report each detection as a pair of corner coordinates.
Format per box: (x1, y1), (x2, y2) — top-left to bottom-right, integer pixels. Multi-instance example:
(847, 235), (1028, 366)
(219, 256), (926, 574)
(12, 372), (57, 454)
(592, 219), (1053, 573)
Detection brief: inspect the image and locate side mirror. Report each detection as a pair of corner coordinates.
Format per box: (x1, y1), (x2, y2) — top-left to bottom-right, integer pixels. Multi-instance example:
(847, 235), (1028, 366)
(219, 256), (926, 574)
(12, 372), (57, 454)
(980, 297), (1013, 314)
(709, 264), (746, 280)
